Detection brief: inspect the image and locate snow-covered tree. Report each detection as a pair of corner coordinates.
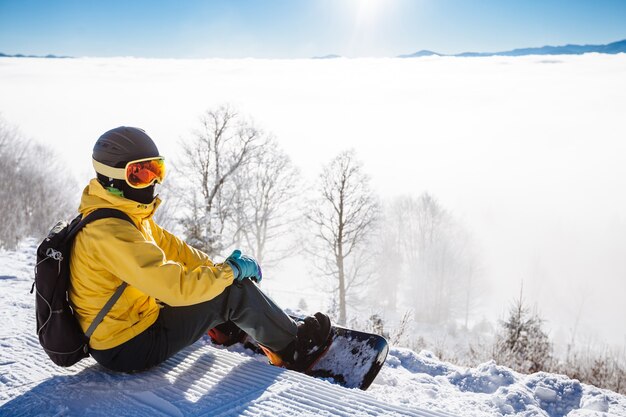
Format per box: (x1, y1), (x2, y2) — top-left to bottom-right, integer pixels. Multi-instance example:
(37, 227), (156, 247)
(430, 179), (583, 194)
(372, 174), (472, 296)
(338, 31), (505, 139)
(494, 290), (553, 374)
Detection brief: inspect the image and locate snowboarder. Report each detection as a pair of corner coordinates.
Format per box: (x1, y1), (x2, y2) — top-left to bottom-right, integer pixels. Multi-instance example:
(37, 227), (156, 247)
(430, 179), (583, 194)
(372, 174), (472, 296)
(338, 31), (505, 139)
(69, 126), (331, 373)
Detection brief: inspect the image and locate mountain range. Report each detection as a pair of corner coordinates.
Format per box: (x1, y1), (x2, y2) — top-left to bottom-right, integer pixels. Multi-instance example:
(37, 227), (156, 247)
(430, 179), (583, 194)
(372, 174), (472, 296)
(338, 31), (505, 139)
(398, 39), (626, 58)
(0, 52), (71, 58)
(2, 39), (625, 60)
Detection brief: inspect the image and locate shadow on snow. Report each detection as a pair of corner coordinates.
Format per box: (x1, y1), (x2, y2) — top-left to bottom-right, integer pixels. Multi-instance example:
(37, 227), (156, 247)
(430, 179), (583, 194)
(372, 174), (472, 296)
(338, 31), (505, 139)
(0, 341), (285, 417)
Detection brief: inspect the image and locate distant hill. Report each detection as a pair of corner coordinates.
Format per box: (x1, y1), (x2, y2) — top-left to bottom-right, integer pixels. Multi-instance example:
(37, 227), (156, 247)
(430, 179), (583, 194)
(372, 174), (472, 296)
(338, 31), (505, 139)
(312, 54), (342, 59)
(0, 52), (72, 59)
(400, 39), (626, 58)
(398, 50), (441, 58)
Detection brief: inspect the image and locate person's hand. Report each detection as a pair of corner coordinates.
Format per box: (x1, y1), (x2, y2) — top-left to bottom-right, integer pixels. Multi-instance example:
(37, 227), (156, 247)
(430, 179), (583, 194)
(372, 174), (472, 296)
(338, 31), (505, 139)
(225, 250), (262, 283)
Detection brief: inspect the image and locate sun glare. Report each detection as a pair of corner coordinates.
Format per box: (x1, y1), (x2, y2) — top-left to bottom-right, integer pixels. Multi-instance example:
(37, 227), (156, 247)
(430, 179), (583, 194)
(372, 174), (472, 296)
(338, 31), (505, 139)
(354, 0), (386, 24)
(342, 0), (396, 55)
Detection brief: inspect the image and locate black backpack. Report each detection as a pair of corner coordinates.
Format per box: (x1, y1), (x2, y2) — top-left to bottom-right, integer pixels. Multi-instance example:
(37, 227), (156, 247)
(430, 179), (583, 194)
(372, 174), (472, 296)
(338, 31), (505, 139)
(33, 208), (134, 367)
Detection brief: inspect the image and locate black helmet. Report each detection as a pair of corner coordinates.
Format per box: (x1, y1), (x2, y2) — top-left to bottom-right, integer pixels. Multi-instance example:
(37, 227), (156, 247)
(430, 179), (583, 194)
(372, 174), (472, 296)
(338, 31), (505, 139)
(93, 126), (159, 168)
(93, 127), (161, 204)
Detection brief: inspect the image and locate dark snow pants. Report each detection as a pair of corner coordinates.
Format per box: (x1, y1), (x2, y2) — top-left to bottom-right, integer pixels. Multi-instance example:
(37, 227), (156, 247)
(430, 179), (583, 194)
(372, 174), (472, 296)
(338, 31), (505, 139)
(90, 279), (298, 372)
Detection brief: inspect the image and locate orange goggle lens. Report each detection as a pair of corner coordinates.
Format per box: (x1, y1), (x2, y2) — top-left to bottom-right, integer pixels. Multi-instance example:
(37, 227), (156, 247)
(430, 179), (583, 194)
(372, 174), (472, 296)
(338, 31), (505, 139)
(125, 158), (166, 188)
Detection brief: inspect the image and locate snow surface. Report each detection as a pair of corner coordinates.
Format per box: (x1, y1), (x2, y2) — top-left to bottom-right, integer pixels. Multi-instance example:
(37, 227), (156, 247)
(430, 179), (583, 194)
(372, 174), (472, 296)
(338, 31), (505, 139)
(1, 241), (625, 416)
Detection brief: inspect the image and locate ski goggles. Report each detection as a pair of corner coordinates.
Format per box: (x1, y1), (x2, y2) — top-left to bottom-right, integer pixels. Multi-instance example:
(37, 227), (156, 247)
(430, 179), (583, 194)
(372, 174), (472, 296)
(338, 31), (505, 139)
(92, 157), (166, 189)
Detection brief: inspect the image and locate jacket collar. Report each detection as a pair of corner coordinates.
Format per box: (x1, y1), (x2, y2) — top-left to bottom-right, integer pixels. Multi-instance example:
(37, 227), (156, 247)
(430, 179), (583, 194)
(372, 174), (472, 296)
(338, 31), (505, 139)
(79, 178), (161, 224)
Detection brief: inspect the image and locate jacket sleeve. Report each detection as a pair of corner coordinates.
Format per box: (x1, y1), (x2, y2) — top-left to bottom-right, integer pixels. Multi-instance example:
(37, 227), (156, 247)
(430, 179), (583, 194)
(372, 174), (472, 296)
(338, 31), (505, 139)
(149, 220), (213, 271)
(89, 218), (235, 306)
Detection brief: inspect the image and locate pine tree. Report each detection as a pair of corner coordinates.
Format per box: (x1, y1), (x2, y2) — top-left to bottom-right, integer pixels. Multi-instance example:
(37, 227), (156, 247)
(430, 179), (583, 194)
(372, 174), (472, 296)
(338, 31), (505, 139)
(494, 290), (552, 373)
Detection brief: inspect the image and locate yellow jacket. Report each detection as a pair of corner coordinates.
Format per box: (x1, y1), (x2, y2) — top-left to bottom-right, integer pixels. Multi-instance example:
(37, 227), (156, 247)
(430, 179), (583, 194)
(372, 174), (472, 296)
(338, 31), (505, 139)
(69, 179), (235, 350)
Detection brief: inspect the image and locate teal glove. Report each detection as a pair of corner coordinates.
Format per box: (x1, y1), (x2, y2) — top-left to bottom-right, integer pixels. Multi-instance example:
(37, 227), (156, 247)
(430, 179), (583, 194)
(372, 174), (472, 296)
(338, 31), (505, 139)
(225, 249), (262, 283)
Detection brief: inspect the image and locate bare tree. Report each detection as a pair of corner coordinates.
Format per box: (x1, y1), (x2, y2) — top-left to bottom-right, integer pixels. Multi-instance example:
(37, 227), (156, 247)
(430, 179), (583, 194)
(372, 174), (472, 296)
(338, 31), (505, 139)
(307, 150), (379, 325)
(392, 193), (483, 325)
(232, 139), (301, 266)
(368, 200), (404, 312)
(0, 116), (75, 249)
(455, 234), (484, 329)
(393, 193), (450, 323)
(177, 105), (265, 257)
(152, 178), (184, 233)
(0, 118), (23, 248)
(391, 310), (413, 346)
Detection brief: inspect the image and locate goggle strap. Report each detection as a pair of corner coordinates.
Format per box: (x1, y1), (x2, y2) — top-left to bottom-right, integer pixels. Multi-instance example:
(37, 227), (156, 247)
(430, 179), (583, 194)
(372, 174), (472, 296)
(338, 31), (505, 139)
(92, 159), (126, 180)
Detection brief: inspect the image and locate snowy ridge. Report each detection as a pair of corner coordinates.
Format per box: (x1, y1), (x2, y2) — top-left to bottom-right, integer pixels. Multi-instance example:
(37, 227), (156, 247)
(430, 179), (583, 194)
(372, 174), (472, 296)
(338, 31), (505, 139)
(1, 241), (625, 416)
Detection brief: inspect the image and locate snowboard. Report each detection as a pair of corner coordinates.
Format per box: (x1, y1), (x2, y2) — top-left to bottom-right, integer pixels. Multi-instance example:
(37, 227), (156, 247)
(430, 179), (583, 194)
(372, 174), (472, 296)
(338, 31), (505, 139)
(208, 317), (389, 390)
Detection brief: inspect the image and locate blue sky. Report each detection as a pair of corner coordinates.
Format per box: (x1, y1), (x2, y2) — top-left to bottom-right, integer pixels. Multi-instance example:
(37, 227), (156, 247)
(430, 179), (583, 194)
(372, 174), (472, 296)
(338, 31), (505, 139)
(1, 0), (625, 58)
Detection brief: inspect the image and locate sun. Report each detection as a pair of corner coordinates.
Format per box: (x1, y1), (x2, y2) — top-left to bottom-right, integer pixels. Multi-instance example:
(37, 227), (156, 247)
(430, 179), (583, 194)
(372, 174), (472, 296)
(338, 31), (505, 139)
(354, 0), (386, 24)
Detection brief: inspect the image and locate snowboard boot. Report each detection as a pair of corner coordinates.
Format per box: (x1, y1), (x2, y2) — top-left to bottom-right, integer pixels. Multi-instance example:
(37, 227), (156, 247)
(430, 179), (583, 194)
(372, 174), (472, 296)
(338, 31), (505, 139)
(262, 312), (332, 372)
(207, 321), (247, 346)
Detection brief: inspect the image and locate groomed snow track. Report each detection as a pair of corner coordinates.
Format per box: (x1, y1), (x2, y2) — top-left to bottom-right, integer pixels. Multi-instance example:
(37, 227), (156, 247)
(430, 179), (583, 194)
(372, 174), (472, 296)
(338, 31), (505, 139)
(1, 340), (455, 417)
(0, 243), (456, 417)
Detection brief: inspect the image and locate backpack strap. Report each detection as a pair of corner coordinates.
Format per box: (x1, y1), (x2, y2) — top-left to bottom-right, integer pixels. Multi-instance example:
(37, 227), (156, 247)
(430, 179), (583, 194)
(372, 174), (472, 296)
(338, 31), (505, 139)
(66, 208), (135, 243)
(69, 208), (135, 340)
(85, 282), (128, 338)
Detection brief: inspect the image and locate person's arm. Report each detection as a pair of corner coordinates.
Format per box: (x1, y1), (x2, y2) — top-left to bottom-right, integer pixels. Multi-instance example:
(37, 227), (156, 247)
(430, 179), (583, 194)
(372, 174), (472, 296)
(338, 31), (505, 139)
(89, 218), (234, 306)
(149, 219), (212, 271)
